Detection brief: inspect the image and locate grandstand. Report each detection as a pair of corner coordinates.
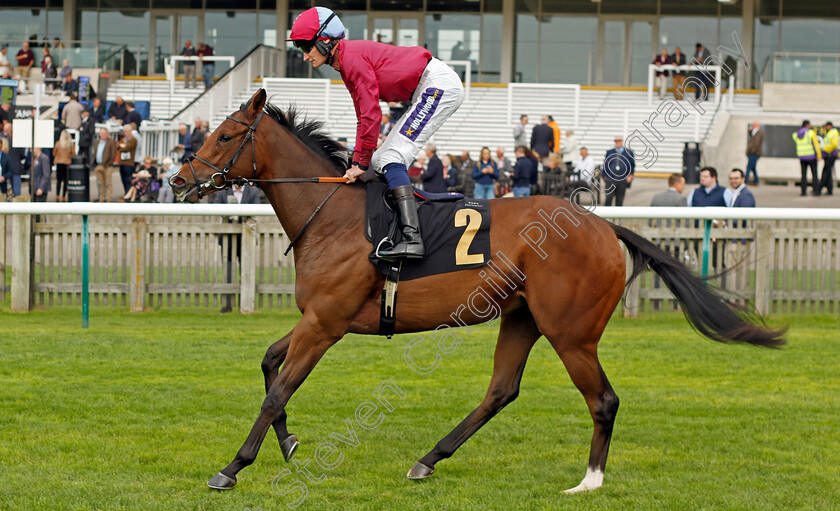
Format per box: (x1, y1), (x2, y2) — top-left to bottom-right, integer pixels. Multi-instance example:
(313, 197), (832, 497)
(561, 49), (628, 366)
(107, 74), (762, 174)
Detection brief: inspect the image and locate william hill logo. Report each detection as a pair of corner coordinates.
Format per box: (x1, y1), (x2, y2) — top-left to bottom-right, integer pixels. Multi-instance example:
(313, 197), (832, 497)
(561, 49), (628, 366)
(400, 88), (444, 142)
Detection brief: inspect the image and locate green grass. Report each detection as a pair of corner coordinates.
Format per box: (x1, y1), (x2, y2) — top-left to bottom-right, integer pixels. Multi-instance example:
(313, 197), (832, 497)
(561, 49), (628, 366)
(1, 309), (838, 510)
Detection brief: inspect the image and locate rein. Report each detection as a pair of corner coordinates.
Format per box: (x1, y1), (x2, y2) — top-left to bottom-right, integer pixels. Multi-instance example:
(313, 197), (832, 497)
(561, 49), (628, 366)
(177, 110), (349, 255)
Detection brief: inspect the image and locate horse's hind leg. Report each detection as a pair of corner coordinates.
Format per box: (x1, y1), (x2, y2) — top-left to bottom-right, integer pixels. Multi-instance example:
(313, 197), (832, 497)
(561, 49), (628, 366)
(407, 306), (541, 479)
(549, 337), (619, 494)
(261, 330), (298, 460)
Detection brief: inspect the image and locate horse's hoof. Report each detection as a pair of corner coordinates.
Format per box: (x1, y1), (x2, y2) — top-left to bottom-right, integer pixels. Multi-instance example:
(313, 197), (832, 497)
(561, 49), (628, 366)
(207, 472), (237, 490)
(406, 461), (435, 480)
(281, 434), (299, 462)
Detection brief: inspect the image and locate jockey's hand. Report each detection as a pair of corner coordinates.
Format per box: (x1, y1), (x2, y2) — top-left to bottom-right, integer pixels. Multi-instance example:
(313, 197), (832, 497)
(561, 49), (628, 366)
(344, 164), (366, 184)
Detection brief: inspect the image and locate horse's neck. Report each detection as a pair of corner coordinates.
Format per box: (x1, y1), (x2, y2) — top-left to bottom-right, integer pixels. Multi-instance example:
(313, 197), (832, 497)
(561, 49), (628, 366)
(258, 140), (364, 261)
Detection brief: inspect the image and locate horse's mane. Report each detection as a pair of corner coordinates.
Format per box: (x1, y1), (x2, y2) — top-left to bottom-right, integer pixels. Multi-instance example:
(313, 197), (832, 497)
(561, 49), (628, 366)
(260, 100), (350, 173)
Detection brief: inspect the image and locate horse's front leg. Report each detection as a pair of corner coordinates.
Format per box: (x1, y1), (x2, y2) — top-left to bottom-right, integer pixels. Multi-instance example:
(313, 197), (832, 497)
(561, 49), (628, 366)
(208, 322), (340, 490)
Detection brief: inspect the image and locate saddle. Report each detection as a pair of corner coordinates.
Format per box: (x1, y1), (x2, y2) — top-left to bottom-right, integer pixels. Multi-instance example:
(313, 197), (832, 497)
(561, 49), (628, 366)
(365, 181), (491, 282)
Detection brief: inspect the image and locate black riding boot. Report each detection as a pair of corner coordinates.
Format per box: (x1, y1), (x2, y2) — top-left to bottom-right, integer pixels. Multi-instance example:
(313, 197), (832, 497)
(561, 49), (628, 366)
(378, 185), (424, 259)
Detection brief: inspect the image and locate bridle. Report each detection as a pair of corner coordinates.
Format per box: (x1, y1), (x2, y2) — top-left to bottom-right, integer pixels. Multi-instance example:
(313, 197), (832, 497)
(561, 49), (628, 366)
(173, 106), (349, 255)
(176, 110), (264, 200)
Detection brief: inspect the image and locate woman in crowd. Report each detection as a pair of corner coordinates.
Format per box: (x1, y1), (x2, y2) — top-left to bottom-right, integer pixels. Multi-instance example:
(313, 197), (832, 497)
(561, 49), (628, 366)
(471, 146), (499, 199)
(53, 130), (75, 202)
(509, 146), (535, 197)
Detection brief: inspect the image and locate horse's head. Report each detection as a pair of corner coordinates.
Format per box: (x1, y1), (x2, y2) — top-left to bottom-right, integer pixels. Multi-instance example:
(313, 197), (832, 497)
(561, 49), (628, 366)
(170, 88), (267, 203)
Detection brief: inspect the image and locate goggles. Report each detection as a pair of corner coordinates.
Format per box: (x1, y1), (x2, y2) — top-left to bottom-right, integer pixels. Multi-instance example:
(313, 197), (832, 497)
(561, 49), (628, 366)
(293, 39), (315, 53)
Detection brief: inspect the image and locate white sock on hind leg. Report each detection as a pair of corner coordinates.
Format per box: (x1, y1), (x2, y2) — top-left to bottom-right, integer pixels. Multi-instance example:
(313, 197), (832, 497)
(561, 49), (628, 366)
(564, 467), (604, 494)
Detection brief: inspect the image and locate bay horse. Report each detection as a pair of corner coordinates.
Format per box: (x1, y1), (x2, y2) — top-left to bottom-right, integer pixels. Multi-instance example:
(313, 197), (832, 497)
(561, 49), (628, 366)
(170, 89), (786, 493)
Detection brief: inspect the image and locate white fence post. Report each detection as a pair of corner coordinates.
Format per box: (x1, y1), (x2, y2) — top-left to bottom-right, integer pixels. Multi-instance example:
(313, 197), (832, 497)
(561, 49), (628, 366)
(240, 220), (257, 313)
(129, 217), (147, 312)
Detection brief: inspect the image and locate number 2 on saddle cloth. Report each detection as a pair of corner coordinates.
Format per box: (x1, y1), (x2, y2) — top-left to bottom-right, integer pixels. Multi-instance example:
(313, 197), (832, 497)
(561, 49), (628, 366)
(364, 182), (491, 281)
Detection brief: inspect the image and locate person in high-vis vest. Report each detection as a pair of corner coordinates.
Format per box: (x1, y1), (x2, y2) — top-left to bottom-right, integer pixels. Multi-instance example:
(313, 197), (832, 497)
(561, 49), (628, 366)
(792, 120), (822, 196)
(819, 121), (838, 196)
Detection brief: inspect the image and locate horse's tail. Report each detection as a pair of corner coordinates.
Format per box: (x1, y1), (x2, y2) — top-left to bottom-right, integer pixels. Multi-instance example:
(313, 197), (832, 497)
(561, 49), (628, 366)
(610, 222), (787, 348)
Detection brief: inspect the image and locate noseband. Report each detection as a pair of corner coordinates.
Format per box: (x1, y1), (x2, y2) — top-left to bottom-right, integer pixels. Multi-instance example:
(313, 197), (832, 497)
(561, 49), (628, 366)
(179, 111), (264, 199)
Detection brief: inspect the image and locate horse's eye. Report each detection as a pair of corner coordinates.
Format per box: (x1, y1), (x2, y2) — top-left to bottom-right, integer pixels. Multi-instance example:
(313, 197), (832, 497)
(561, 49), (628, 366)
(219, 134), (232, 142)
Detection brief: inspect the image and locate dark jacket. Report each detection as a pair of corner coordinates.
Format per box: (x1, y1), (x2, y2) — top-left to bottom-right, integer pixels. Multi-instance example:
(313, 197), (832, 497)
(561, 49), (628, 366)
(214, 185), (262, 206)
(603, 147), (635, 181)
(530, 123), (554, 158)
(191, 127), (206, 154)
(79, 115), (96, 149)
(89, 103), (106, 123)
(671, 52), (687, 75)
(471, 160), (499, 185)
(746, 127), (764, 156)
(421, 154), (446, 193)
(0, 151), (12, 183)
(6, 145), (26, 175)
(31, 152), (51, 193)
(108, 101), (127, 121)
(691, 184), (727, 207)
(511, 156), (533, 187)
(123, 109), (142, 128)
(444, 165), (459, 188)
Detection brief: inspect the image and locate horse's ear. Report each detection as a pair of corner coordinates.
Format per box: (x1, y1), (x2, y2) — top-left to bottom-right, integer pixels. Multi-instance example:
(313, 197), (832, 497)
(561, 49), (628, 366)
(247, 89), (267, 118)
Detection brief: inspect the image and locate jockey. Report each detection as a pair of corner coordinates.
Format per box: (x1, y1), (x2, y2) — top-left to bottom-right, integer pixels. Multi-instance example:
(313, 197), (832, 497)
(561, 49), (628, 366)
(289, 6), (465, 259)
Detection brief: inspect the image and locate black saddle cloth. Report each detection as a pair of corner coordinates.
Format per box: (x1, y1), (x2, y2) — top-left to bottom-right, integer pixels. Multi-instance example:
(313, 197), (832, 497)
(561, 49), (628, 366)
(365, 182), (491, 281)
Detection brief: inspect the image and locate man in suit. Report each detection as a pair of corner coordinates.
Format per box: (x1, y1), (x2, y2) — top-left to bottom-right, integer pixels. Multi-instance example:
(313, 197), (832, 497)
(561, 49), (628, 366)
(650, 173), (687, 207)
(530, 116), (554, 159)
(603, 135), (635, 206)
(421, 143), (446, 193)
(89, 97), (106, 123)
(214, 183), (262, 313)
(692, 42), (712, 101)
(107, 96), (127, 121)
(688, 167), (731, 207)
(513, 114), (528, 147)
(93, 128), (117, 202)
(123, 101), (142, 128)
(78, 109), (96, 164)
(726, 168), (756, 270)
(745, 121), (763, 185)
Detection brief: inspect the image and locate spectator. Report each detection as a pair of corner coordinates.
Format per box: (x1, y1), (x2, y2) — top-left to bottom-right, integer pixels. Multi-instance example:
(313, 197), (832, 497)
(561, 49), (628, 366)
(190, 118), (206, 153)
(214, 182), (262, 313)
(388, 101), (407, 124)
(31, 147), (51, 202)
(123, 101), (142, 128)
(108, 96), (127, 121)
(78, 109), (95, 164)
(130, 122), (143, 168)
(181, 40), (197, 89)
(15, 41), (35, 80)
(562, 129), (579, 168)
(60, 74), (78, 95)
(514, 114), (528, 147)
(688, 167), (731, 207)
(59, 59), (72, 80)
(421, 143), (446, 193)
(2, 123), (24, 197)
(495, 147), (512, 173)
(43, 56), (58, 90)
(157, 157), (176, 203)
(792, 120), (821, 196)
(197, 42), (215, 89)
(728, 168), (755, 209)
(509, 146), (534, 197)
(174, 123), (193, 162)
(93, 128), (117, 202)
(39, 47), (52, 73)
(0, 103), (12, 127)
(86, 97), (105, 123)
(52, 37), (65, 49)
(122, 156), (157, 202)
(547, 115), (561, 156)
(745, 121), (763, 186)
(0, 46), (10, 78)
(650, 173), (687, 206)
(603, 135), (635, 206)
(530, 116), (554, 159)
(379, 113), (392, 144)
(572, 147), (596, 185)
(117, 125), (137, 195)
(0, 137), (12, 200)
(543, 152), (563, 174)
(409, 153), (426, 185)
(692, 42), (712, 101)
(61, 92), (84, 130)
(653, 48), (671, 100)
(819, 121), (838, 196)
(442, 154), (459, 190)
(53, 130), (75, 202)
(472, 146), (499, 199)
(671, 47), (687, 100)
(459, 150), (474, 175)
